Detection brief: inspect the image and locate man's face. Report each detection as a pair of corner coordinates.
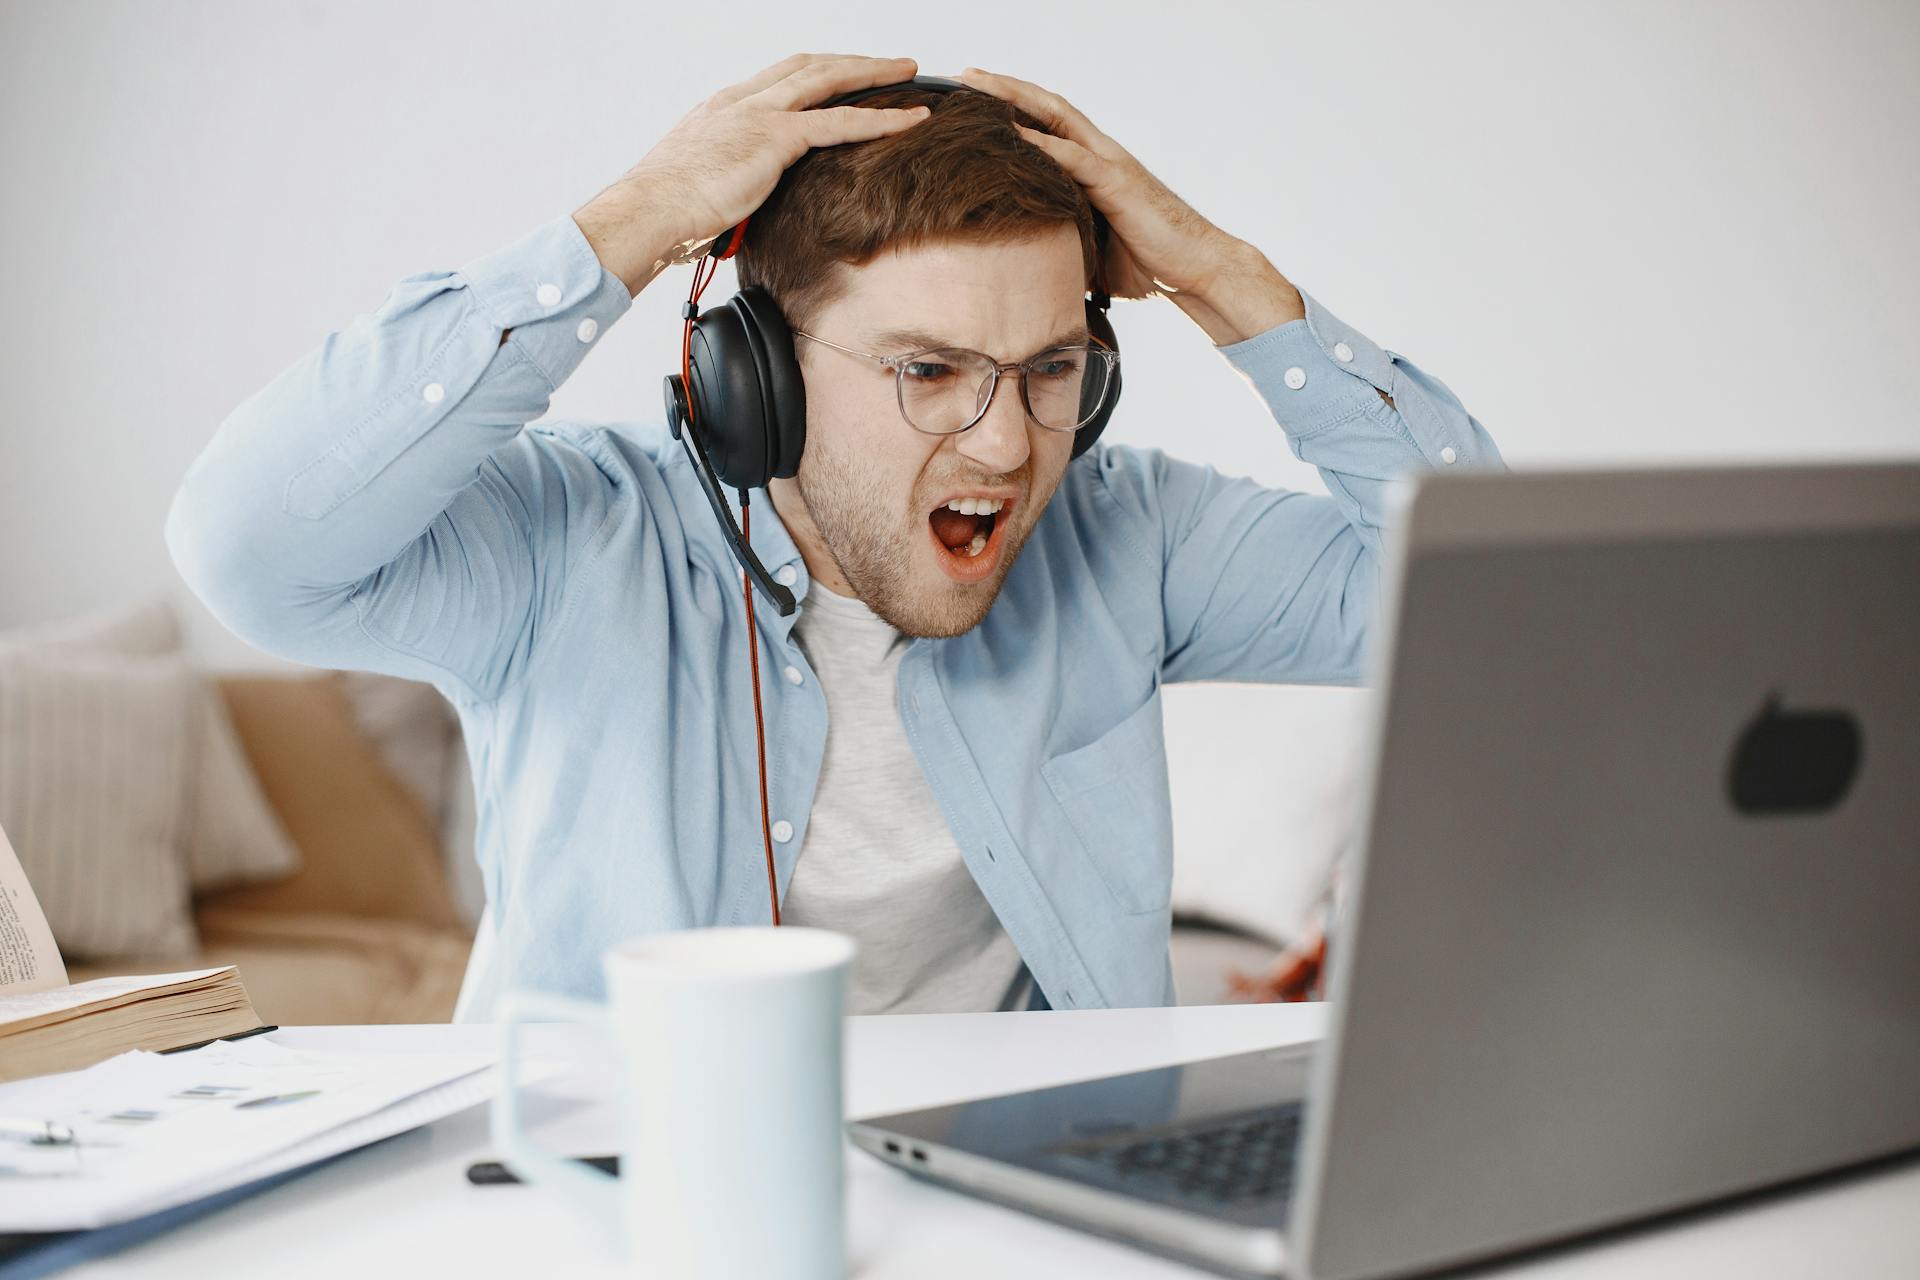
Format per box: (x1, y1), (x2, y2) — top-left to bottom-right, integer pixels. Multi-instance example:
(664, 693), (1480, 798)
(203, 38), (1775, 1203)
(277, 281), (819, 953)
(771, 222), (1087, 638)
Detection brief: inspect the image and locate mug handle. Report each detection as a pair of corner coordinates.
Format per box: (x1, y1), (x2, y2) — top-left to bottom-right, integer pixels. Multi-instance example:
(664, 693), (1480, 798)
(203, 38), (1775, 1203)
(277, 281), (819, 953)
(490, 990), (623, 1252)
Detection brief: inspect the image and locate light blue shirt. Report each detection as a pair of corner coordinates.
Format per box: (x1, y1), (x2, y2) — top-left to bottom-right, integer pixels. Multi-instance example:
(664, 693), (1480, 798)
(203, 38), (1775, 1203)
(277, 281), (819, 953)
(165, 213), (1504, 1015)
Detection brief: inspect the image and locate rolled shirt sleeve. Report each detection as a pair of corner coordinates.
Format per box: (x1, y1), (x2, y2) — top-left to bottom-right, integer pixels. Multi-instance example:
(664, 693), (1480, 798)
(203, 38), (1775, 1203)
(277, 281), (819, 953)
(1212, 288), (1504, 557)
(1097, 287), (1505, 686)
(165, 214), (633, 698)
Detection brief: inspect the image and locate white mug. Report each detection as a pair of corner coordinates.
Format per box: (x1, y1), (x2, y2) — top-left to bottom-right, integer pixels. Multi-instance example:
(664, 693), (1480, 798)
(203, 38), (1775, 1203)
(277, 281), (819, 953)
(491, 926), (857, 1278)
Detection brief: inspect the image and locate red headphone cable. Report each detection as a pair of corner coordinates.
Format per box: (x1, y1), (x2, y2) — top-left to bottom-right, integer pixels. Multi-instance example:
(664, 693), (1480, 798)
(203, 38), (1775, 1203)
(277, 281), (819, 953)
(681, 245), (783, 927)
(741, 497), (780, 925)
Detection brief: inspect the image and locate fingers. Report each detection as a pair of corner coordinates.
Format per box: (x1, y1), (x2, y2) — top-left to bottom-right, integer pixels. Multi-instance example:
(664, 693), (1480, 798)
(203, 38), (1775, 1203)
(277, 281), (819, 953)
(956, 67), (1121, 161)
(717, 52), (870, 104)
(795, 102), (932, 148)
(748, 54), (919, 113)
(1012, 123), (1102, 185)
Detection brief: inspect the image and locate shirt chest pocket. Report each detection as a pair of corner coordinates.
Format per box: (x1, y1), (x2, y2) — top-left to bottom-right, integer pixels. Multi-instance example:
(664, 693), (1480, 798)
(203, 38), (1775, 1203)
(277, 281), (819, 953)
(1039, 686), (1176, 916)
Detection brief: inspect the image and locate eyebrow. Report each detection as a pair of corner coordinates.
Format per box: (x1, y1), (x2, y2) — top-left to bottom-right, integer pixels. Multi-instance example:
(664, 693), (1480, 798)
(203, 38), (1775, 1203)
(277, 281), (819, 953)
(865, 322), (1092, 359)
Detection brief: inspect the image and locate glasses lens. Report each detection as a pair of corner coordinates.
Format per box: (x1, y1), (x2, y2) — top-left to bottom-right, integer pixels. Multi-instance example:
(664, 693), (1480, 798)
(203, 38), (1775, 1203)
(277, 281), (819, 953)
(897, 346), (1114, 434)
(898, 349), (998, 434)
(1024, 345), (1111, 432)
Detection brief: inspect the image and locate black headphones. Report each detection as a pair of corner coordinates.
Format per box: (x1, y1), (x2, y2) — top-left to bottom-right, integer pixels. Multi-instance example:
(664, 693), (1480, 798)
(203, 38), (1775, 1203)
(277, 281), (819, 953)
(663, 75), (1122, 616)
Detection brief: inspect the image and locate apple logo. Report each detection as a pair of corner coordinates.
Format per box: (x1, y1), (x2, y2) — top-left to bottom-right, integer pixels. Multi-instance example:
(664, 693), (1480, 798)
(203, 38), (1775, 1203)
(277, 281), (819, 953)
(1728, 691), (1863, 816)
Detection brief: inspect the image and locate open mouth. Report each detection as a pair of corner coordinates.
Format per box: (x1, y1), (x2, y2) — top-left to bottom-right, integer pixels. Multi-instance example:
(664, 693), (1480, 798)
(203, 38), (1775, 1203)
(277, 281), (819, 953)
(926, 496), (1013, 582)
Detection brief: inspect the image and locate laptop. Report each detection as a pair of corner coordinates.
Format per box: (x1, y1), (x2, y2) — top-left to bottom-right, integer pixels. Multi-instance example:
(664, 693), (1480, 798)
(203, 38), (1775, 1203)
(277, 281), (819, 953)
(847, 461), (1920, 1279)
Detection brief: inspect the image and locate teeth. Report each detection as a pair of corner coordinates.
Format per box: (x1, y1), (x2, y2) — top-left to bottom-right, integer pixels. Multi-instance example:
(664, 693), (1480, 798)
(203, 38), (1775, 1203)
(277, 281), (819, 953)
(965, 534), (988, 556)
(943, 498), (1005, 514)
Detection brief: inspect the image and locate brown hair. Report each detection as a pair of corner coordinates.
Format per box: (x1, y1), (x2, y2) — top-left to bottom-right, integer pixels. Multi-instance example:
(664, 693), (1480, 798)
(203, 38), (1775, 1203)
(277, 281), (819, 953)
(735, 84), (1102, 335)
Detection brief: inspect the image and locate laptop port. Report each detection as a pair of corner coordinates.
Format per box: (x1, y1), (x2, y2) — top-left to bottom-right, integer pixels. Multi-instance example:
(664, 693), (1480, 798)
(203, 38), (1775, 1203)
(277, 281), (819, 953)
(884, 1140), (901, 1156)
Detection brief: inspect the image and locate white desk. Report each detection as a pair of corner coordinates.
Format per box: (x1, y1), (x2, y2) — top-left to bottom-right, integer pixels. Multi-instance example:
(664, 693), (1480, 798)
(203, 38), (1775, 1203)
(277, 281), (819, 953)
(62, 1004), (1920, 1278)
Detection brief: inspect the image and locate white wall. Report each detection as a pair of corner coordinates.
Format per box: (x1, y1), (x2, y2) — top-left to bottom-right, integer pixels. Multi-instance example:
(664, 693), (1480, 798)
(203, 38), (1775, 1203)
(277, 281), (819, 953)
(3, 0), (1916, 649)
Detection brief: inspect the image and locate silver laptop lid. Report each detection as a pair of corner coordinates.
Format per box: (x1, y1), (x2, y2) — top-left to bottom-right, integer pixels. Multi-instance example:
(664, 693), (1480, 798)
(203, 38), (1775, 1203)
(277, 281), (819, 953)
(1294, 462), (1920, 1280)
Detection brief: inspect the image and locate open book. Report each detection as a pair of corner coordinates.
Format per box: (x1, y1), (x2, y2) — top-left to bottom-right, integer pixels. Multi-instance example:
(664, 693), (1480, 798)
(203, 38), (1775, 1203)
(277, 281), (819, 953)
(0, 820), (265, 1084)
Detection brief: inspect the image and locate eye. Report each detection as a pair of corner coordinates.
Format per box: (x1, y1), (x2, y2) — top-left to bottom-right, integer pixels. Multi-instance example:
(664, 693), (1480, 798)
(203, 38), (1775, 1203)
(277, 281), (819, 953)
(1031, 350), (1085, 379)
(902, 360), (956, 383)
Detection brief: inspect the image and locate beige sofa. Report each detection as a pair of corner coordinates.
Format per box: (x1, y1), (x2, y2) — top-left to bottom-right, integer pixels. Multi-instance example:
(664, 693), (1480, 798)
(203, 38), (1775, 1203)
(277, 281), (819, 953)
(63, 670), (476, 1026)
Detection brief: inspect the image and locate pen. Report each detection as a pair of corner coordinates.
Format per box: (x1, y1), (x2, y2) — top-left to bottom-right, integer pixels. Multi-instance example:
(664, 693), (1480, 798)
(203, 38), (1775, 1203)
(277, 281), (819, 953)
(466, 1155), (618, 1184)
(157, 1024), (280, 1055)
(0, 1117), (75, 1145)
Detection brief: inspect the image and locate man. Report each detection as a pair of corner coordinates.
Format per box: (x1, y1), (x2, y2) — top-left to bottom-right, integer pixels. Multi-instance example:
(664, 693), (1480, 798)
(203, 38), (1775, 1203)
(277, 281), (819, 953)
(167, 54), (1503, 1019)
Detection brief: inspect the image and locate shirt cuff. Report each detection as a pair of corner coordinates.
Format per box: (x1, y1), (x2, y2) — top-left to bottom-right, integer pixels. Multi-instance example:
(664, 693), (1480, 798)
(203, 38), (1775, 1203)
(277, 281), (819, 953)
(1214, 287), (1396, 438)
(454, 213), (634, 390)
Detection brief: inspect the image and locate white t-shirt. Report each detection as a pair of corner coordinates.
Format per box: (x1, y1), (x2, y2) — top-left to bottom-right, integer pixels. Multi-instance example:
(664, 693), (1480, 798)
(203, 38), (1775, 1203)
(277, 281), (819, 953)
(779, 579), (1032, 1014)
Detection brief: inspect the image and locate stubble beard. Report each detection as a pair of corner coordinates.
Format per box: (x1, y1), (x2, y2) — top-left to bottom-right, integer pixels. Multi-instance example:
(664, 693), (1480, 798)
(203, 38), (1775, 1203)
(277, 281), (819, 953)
(795, 438), (1036, 640)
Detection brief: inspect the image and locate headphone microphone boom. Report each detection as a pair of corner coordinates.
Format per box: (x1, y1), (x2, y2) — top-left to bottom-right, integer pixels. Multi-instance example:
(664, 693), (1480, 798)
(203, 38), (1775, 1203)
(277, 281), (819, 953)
(662, 74), (1124, 618)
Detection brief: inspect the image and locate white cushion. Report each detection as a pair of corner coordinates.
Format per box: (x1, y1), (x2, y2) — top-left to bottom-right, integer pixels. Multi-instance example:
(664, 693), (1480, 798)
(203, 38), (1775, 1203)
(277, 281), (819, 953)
(0, 595), (301, 892)
(1163, 683), (1369, 944)
(0, 646), (199, 959)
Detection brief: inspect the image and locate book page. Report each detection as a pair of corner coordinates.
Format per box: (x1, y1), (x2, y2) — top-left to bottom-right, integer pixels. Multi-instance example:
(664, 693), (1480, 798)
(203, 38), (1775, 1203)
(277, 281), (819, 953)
(0, 967), (235, 1032)
(0, 818), (66, 995)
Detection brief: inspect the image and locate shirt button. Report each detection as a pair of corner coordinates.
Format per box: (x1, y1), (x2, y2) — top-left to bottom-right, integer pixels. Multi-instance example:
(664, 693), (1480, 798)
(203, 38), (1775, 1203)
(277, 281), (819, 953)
(774, 565), (798, 587)
(1283, 366), (1307, 390)
(576, 318), (598, 343)
(1333, 342), (1354, 363)
(771, 820), (794, 843)
(782, 665), (804, 686)
(1441, 446), (1458, 464)
(535, 282), (562, 307)
(422, 382), (445, 404)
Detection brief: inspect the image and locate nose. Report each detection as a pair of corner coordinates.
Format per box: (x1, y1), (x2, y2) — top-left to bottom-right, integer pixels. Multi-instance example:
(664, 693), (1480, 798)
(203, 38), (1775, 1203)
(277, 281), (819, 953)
(954, 368), (1032, 475)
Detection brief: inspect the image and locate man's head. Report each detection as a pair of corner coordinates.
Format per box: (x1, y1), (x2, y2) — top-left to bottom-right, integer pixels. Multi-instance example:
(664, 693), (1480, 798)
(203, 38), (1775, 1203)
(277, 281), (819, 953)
(737, 84), (1104, 638)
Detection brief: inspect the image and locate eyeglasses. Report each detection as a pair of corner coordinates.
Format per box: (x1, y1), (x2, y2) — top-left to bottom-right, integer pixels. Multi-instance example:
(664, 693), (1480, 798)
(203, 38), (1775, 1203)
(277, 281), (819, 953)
(792, 329), (1120, 437)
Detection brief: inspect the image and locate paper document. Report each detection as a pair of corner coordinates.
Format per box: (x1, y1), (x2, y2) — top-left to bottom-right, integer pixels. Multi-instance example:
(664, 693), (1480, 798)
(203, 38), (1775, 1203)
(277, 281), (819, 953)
(0, 1037), (497, 1231)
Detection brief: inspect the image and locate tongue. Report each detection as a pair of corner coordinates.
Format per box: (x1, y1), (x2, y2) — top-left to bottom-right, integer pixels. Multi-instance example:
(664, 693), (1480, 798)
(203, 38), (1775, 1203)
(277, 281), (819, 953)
(930, 507), (984, 550)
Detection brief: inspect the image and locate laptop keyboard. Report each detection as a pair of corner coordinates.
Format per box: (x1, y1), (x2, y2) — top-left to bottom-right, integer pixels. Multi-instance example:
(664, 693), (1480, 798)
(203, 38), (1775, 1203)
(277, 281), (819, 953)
(1051, 1101), (1304, 1208)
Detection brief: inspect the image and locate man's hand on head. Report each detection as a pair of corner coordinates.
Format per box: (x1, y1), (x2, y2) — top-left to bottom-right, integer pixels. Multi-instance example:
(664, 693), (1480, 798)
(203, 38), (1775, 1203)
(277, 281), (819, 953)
(955, 66), (1307, 345)
(574, 53), (937, 298)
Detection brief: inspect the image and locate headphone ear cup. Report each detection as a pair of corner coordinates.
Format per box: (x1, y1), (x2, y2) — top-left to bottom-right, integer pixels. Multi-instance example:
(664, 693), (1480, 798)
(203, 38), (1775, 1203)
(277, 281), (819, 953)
(1071, 299), (1121, 459)
(731, 286), (807, 482)
(682, 303), (764, 489)
(683, 286), (807, 490)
